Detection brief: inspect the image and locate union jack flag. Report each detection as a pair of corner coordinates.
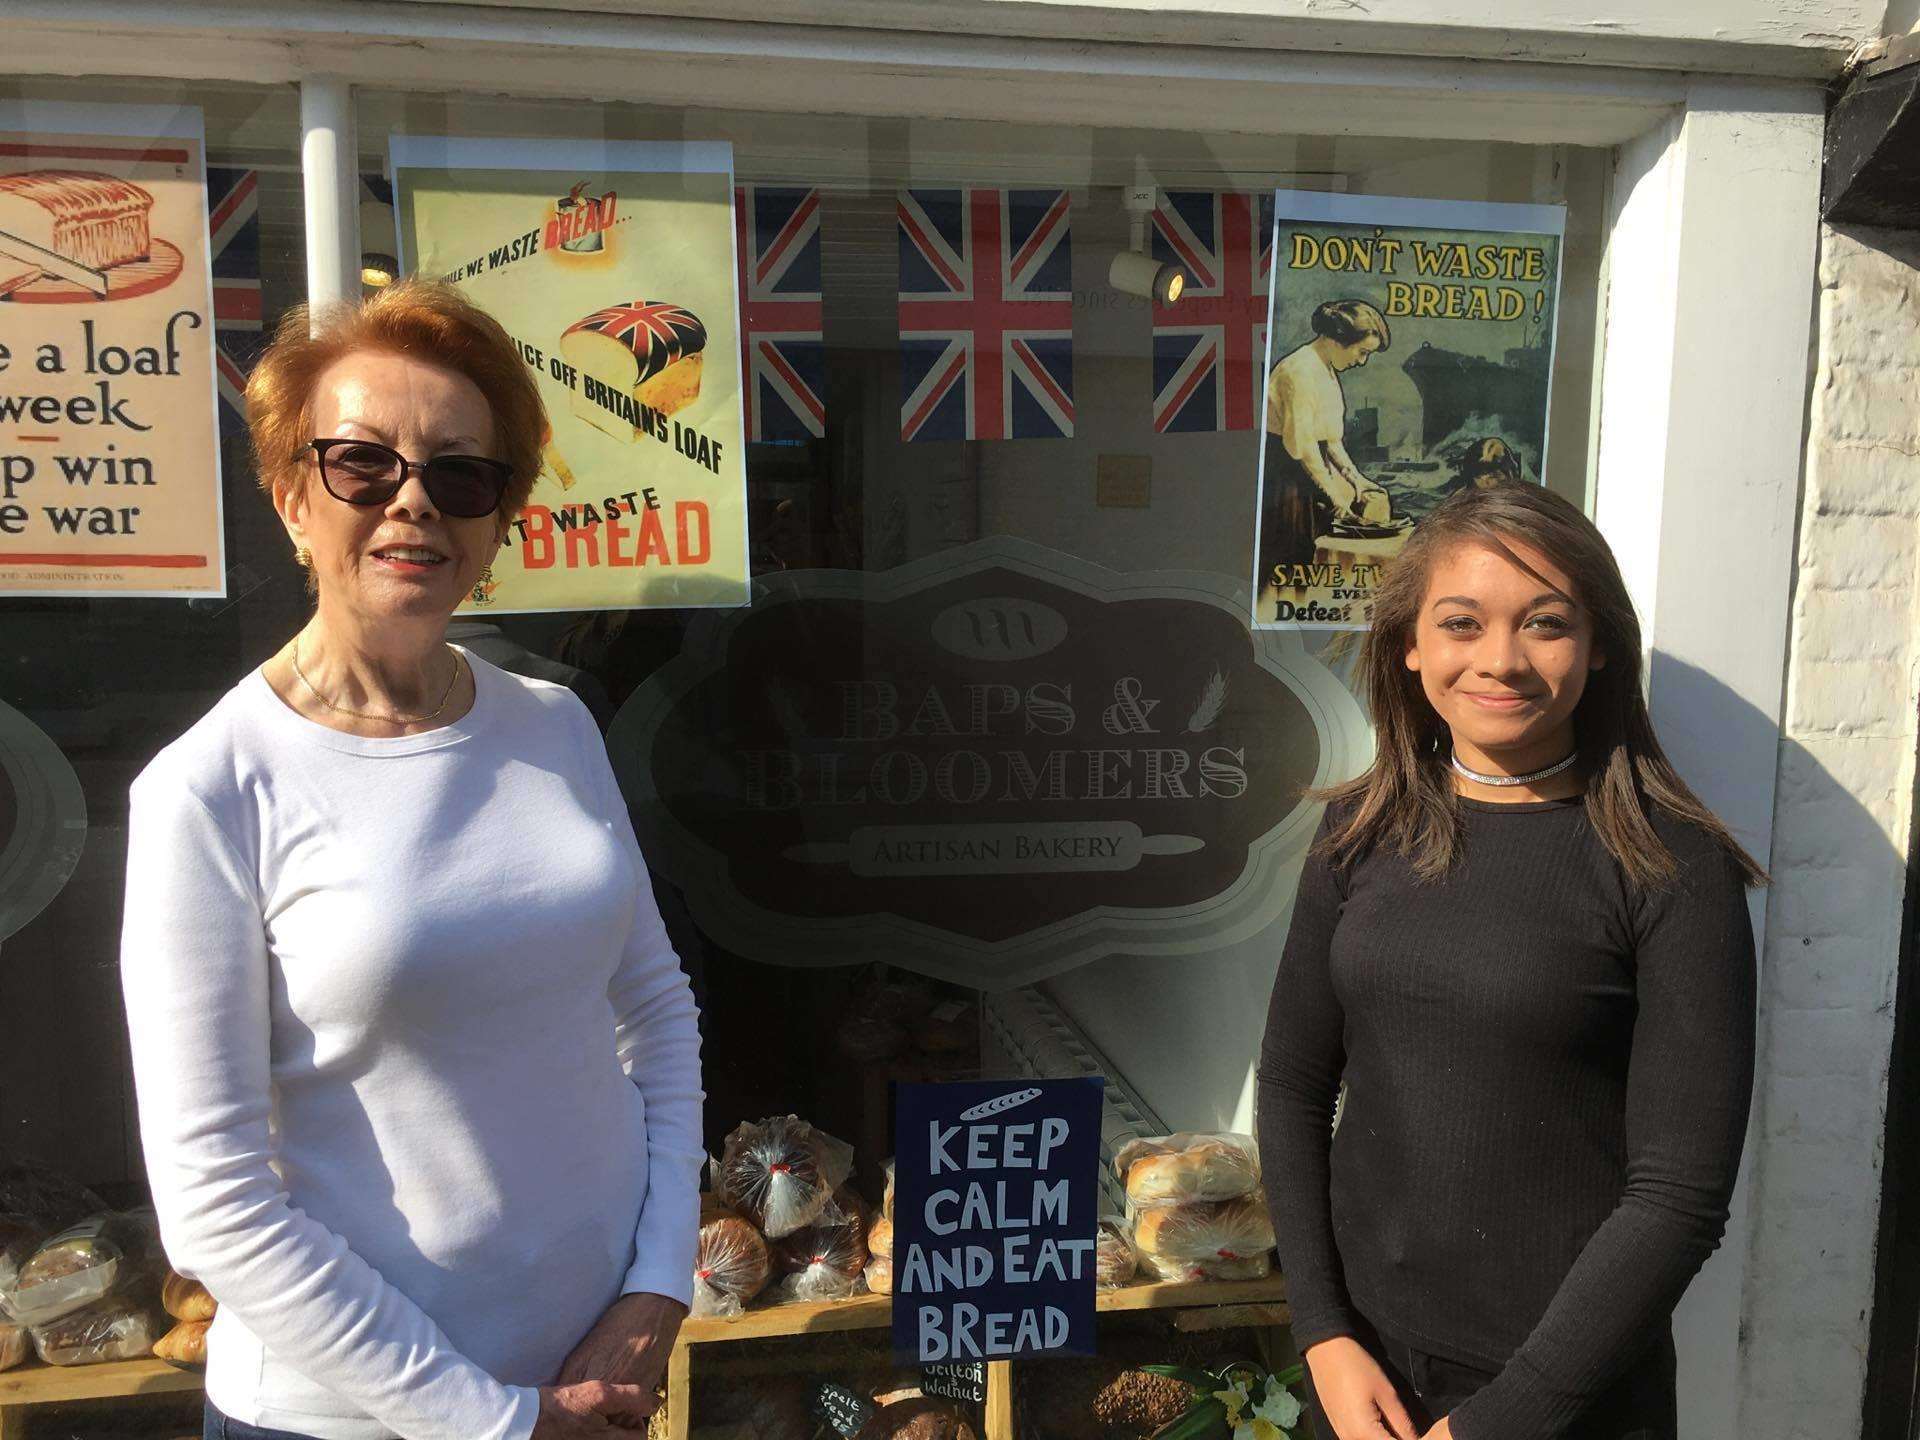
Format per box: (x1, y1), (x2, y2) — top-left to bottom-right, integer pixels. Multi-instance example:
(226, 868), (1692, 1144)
(206, 167), (263, 427)
(734, 185), (826, 442)
(898, 188), (1073, 442)
(564, 301), (709, 372)
(1150, 191), (1273, 433)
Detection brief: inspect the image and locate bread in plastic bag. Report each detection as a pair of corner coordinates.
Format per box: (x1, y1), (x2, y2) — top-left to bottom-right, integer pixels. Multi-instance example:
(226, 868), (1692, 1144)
(162, 1272), (217, 1322)
(1131, 1194), (1274, 1263)
(153, 1317), (210, 1366)
(864, 1253), (893, 1296)
(0, 1157), (107, 1320)
(1113, 1133), (1260, 1209)
(1139, 1248), (1273, 1284)
(713, 1116), (856, 1239)
(692, 1205), (771, 1318)
(882, 1158), (895, 1220)
(31, 1295), (161, 1365)
(0, 1322), (27, 1373)
(769, 1186), (870, 1302)
(1095, 1216), (1138, 1289)
(868, 1214), (893, 1260)
(8, 1210), (163, 1328)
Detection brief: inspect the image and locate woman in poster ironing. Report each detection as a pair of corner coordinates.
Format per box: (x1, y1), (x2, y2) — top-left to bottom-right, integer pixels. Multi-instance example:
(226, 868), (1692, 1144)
(119, 280), (704, 1440)
(1258, 481), (1762, 1440)
(1257, 299), (1396, 620)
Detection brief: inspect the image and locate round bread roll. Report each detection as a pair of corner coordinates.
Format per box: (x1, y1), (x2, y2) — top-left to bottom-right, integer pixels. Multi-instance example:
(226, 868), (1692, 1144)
(864, 1254), (893, 1295)
(1131, 1194), (1274, 1262)
(717, 1116), (846, 1239)
(856, 1396), (978, 1440)
(770, 1187), (870, 1300)
(162, 1272), (216, 1322)
(1123, 1139), (1258, 1208)
(694, 1213), (772, 1312)
(868, 1214), (893, 1260)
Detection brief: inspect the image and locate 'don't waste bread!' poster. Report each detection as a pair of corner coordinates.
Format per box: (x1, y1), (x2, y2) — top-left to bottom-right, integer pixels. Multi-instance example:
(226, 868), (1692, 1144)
(0, 102), (224, 598)
(1252, 190), (1565, 630)
(393, 137), (749, 614)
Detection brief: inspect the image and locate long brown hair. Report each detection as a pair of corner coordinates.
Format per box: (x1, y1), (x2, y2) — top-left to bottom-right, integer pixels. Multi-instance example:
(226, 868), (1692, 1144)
(1318, 481), (1768, 890)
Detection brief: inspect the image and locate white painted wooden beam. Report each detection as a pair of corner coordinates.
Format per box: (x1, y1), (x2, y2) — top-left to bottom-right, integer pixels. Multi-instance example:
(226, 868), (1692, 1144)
(1591, 77), (1824, 1440)
(8, 2), (1686, 147)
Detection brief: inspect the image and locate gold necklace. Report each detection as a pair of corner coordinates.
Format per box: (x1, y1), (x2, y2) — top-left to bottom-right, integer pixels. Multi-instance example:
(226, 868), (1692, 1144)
(291, 638), (463, 725)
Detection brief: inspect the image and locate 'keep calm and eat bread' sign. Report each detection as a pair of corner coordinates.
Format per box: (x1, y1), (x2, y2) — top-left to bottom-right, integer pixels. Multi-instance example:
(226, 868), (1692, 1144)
(892, 1077), (1103, 1364)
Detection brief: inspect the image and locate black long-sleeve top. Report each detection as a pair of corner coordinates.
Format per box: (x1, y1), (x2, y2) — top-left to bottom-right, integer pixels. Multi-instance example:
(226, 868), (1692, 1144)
(1256, 796), (1756, 1440)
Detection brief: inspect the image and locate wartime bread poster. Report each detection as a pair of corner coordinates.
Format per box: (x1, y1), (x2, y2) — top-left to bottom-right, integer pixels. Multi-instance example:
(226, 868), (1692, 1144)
(0, 103), (224, 598)
(393, 136), (749, 613)
(1253, 190), (1564, 629)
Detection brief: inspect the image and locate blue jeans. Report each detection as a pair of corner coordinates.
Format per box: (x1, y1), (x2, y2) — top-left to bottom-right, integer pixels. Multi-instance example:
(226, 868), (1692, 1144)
(203, 1400), (335, 1440)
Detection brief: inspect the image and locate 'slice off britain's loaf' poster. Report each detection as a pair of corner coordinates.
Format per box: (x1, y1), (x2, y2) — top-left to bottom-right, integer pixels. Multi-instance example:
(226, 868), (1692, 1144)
(392, 137), (750, 614)
(1253, 191), (1565, 630)
(0, 102), (225, 598)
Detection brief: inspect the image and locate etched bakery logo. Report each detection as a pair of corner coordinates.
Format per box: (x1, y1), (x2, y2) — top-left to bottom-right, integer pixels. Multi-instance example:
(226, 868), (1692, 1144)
(0, 170), (177, 303)
(620, 554), (1337, 964)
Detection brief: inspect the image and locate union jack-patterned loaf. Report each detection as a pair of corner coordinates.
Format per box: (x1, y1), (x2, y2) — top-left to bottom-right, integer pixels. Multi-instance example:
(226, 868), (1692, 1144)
(560, 299), (707, 440)
(0, 170), (153, 271)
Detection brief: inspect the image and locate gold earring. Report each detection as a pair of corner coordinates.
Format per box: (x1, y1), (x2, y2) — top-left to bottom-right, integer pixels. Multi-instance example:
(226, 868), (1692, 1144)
(295, 546), (312, 569)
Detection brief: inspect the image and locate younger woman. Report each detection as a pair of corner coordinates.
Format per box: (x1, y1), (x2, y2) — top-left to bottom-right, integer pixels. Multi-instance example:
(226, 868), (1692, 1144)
(1258, 481), (1763, 1440)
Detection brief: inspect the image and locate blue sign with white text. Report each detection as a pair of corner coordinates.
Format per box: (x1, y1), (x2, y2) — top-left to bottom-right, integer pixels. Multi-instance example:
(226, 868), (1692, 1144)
(892, 1077), (1104, 1364)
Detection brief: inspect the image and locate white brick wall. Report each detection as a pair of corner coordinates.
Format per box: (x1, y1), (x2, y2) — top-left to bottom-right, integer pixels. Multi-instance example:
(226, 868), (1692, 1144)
(1740, 224), (1920, 1440)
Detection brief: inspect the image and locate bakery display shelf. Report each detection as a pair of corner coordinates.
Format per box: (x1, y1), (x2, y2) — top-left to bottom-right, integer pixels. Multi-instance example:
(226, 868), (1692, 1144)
(0, 1357), (201, 1439)
(664, 1274), (1290, 1440)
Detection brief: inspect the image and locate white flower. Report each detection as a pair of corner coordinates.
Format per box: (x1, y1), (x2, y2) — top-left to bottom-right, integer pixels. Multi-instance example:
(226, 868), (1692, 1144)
(1255, 1375), (1303, 1430)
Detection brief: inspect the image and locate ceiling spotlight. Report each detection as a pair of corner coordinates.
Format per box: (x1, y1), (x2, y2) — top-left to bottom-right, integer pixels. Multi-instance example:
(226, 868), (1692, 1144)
(1109, 249), (1187, 305)
(359, 189), (399, 291)
(1109, 179), (1187, 305)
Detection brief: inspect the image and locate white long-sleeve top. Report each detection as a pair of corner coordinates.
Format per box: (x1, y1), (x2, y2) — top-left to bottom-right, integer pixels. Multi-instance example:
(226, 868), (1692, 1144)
(119, 650), (704, 1440)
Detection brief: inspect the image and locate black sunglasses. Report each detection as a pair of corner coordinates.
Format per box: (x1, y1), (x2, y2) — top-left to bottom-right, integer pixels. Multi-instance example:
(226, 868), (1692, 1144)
(302, 438), (511, 519)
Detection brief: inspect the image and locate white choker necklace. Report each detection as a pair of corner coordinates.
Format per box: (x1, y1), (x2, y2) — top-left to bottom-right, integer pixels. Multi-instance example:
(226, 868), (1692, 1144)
(1449, 749), (1579, 788)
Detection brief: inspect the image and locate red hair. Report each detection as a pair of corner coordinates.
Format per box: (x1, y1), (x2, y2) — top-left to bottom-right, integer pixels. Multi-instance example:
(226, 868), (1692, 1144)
(245, 279), (546, 528)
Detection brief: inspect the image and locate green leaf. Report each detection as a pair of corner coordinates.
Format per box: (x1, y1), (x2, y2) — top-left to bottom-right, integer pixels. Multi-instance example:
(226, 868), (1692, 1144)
(1140, 1364), (1224, 1390)
(1272, 1362), (1305, 1387)
(1149, 1396), (1232, 1440)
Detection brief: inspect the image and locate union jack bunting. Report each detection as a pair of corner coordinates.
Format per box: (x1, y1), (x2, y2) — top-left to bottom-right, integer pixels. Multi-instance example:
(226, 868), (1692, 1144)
(206, 167), (264, 427)
(1150, 191), (1274, 433)
(897, 188), (1074, 442)
(734, 185), (826, 442)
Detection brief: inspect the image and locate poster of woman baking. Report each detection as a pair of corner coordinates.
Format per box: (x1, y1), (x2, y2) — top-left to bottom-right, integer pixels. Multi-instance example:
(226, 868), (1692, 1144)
(1251, 190), (1564, 629)
(0, 101), (223, 599)
(393, 136), (749, 613)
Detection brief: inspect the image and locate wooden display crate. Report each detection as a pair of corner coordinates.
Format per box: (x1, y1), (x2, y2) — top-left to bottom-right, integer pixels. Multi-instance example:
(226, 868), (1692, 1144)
(665, 1273), (1291, 1440)
(0, 1357), (202, 1439)
(0, 1276), (1290, 1440)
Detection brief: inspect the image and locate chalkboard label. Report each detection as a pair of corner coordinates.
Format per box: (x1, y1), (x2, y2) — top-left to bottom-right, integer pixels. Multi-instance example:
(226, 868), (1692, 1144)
(892, 1076), (1104, 1364)
(812, 1381), (876, 1437)
(921, 1360), (989, 1403)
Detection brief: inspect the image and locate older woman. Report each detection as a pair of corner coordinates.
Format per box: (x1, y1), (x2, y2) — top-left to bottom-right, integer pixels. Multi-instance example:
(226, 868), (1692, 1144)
(119, 280), (703, 1440)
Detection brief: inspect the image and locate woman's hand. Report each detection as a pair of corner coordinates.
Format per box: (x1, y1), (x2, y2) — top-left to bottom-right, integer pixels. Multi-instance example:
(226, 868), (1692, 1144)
(558, 1291), (687, 1394)
(532, 1380), (658, 1436)
(1420, 1417), (1455, 1440)
(1305, 1337), (1419, 1440)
